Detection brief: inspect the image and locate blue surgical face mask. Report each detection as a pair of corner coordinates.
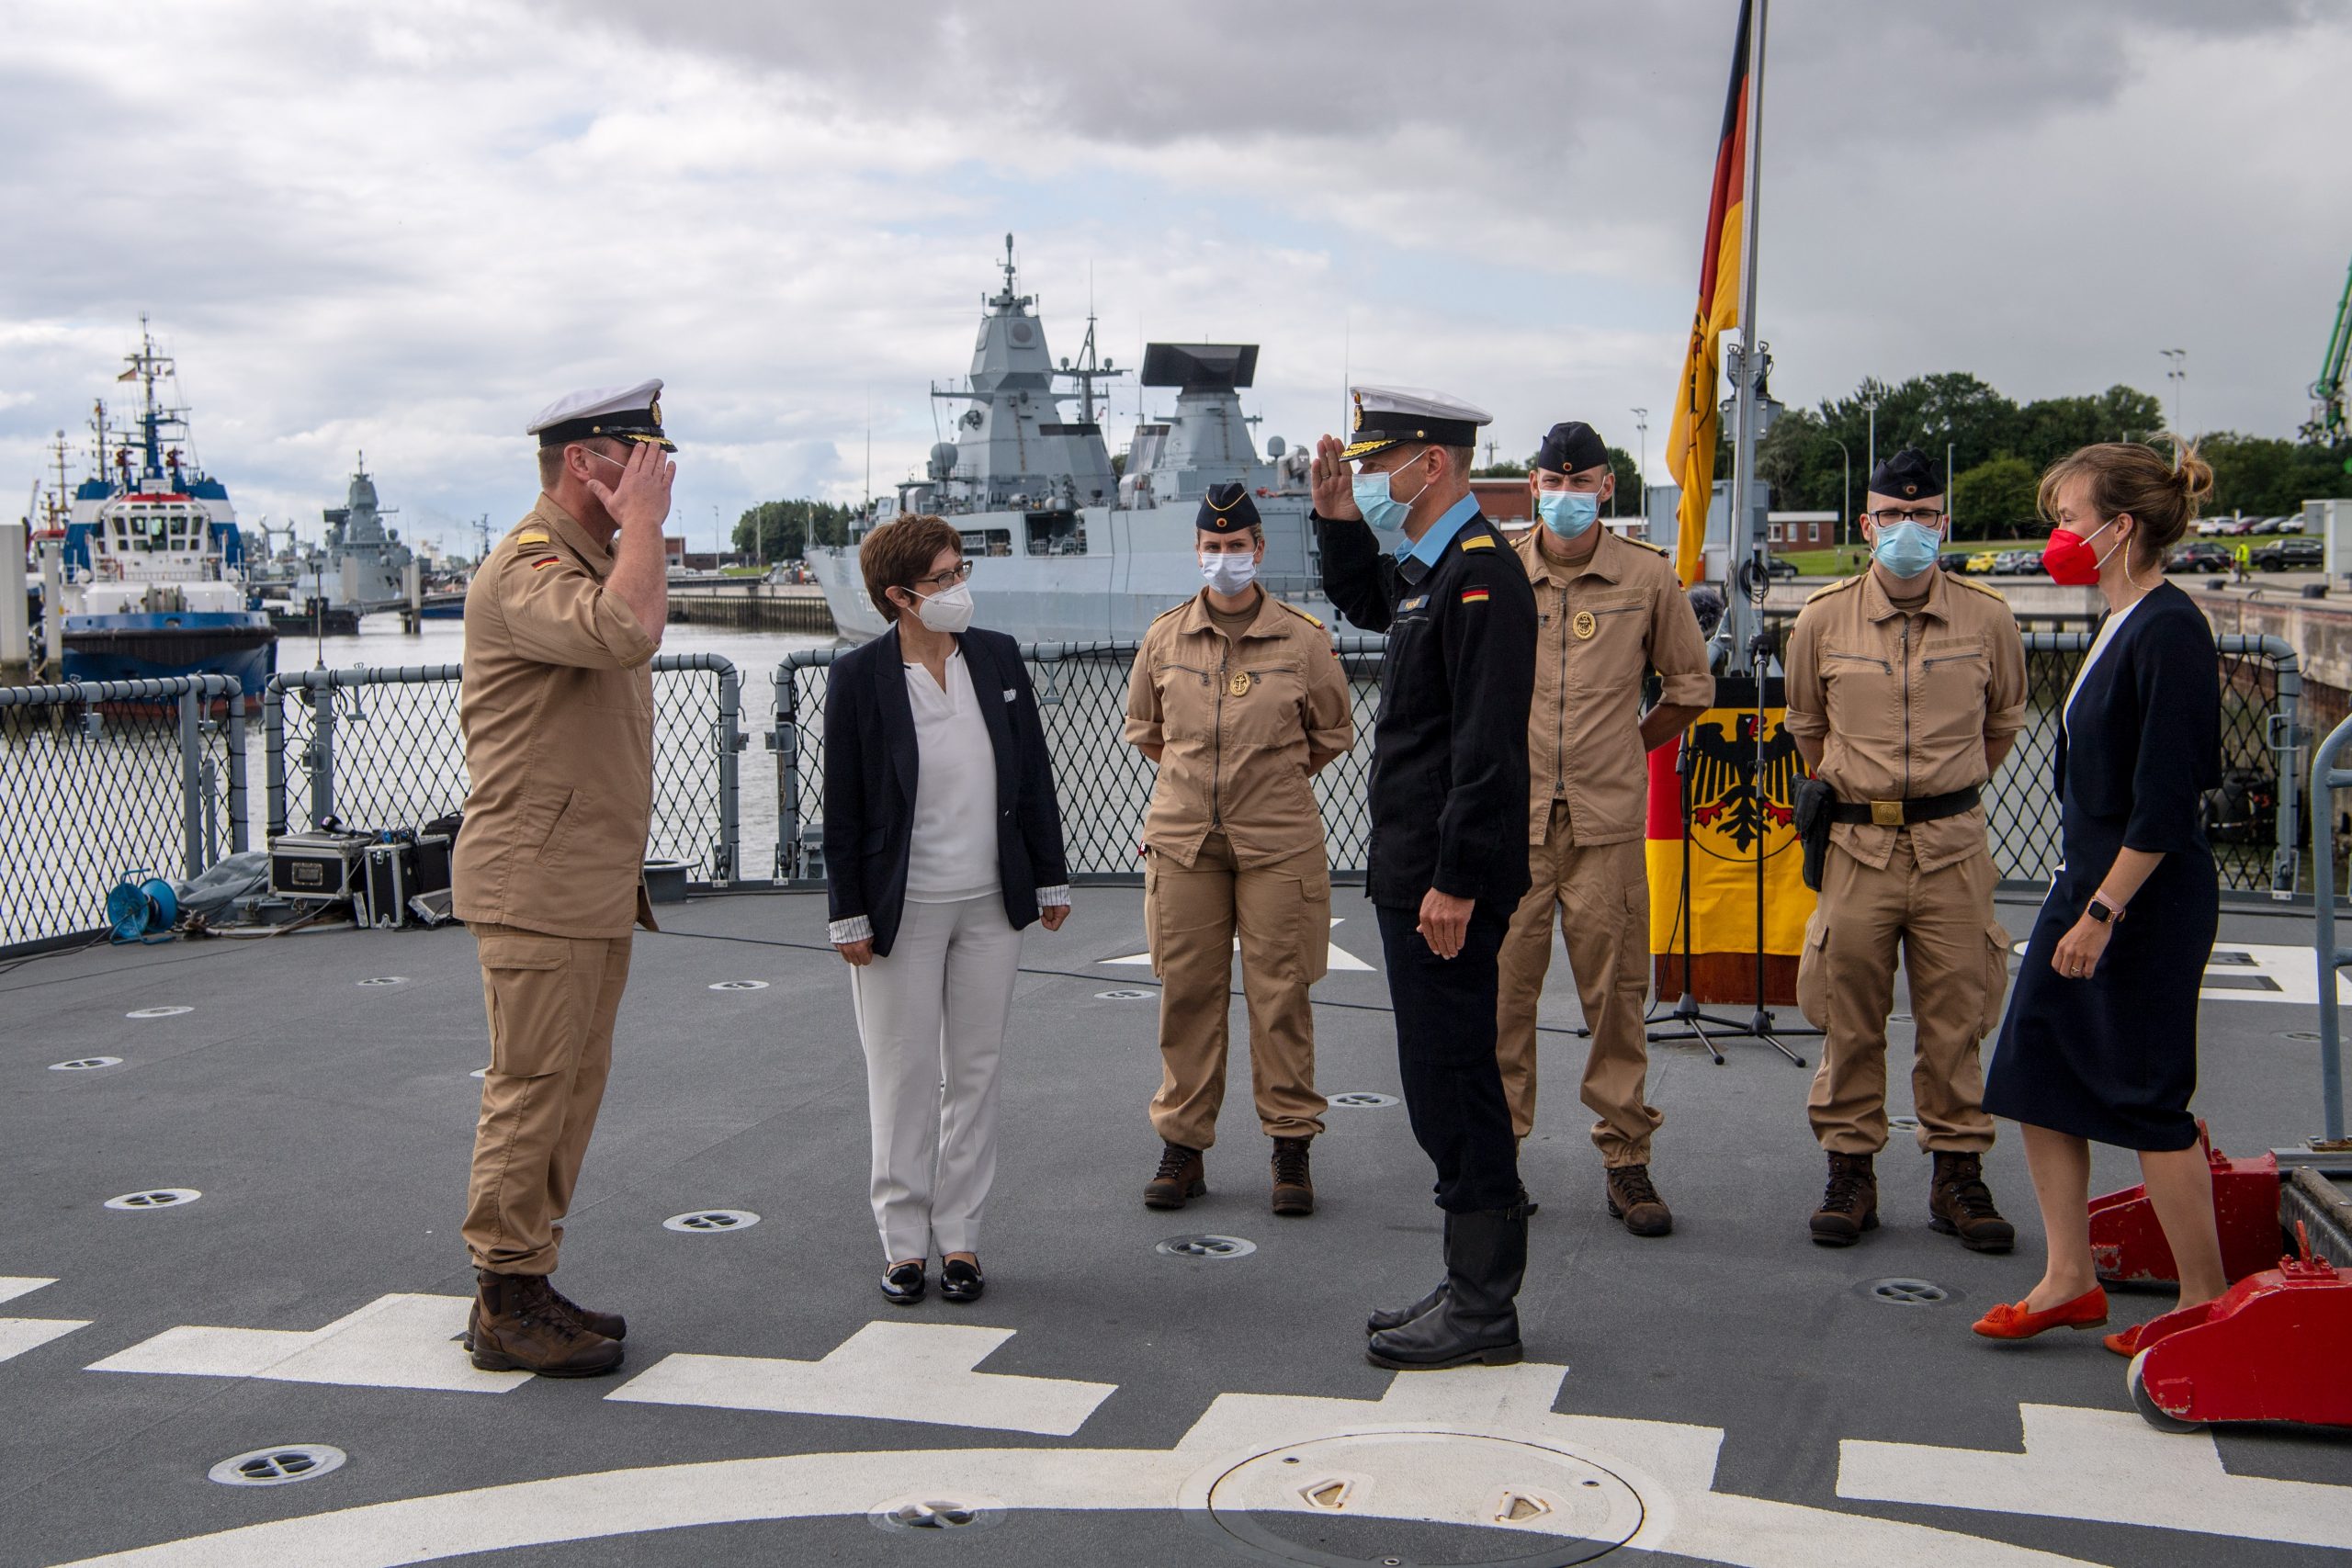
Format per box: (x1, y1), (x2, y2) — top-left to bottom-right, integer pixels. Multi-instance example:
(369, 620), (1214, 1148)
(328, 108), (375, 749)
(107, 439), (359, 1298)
(1871, 518), (1943, 580)
(1536, 489), (1600, 540)
(1352, 457), (1430, 530)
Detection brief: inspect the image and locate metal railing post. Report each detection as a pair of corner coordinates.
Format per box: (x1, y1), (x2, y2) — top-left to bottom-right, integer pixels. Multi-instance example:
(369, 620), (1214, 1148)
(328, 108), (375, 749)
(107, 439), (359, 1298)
(264, 676), (288, 838)
(226, 689), (249, 854)
(2257, 636), (2303, 900)
(176, 682), (206, 878)
(772, 661), (801, 881)
(309, 679), (336, 828)
(715, 660), (741, 885)
(2312, 716), (2351, 1144)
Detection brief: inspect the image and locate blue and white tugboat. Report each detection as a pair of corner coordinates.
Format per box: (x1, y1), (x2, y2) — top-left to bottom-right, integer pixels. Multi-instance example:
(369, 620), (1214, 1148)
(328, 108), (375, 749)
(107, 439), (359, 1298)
(57, 318), (276, 695)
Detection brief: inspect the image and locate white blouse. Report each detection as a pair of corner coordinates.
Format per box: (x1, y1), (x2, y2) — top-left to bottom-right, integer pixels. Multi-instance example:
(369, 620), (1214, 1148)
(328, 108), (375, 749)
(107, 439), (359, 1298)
(902, 651), (1001, 903)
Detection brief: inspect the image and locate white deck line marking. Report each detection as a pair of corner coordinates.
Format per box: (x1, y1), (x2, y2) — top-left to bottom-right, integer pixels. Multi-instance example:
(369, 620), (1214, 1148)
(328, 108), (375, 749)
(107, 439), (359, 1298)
(0, 1276), (59, 1305)
(2007, 939), (2351, 1007)
(1838, 1402), (2352, 1550)
(607, 1321), (1114, 1436)
(86, 1292), (528, 1393)
(0, 1277), (90, 1364)
(1104, 917), (1374, 972)
(55, 1362), (2098, 1568)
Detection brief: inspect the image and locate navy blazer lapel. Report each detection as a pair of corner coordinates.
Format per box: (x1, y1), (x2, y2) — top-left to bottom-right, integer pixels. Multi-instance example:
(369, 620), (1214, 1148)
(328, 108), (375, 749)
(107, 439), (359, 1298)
(876, 623), (917, 805)
(962, 635), (1020, 801)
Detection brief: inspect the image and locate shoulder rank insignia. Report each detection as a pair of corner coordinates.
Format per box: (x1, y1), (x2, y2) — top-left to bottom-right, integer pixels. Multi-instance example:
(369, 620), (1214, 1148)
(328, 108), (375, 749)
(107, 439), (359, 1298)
(515, 529), (549, 547)
(1458, 533), (1497, 551)
(1805, 576), (1860, 603)
(1630, 537), (1669, 557)
(1277, 602), (1324, 628)
(1950, 573), (2006, 598)
(1460, 586), (1491, 604)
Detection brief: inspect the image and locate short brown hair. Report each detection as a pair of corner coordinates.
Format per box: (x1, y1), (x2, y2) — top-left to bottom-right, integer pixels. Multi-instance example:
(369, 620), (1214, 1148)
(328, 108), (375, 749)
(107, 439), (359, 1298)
(2036, 436), (2216, 562)
(859, 513), (962, 622)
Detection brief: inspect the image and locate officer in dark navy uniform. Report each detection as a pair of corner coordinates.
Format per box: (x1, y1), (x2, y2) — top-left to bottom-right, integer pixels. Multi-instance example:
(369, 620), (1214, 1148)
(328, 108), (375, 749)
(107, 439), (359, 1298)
(1312, 385), (1540, 1371)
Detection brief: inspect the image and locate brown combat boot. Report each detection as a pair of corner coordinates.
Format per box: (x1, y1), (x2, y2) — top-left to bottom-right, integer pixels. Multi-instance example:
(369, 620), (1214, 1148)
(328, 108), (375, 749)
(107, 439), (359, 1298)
(1271, 1136), (1315, 1216)
(1929, 1152), (2016, 1254)
(464, 1278), (625, 1352)
(469, 1270), (625, 1378)
(1604, 1163), (1673, 1237)
(1145, 1142), (1206, 1210)
(1809, 1152), (1879, 1247)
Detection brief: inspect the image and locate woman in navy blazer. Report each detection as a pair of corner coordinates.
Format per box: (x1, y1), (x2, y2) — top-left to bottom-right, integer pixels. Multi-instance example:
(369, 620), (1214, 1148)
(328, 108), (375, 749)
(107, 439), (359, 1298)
(823, 517), (1069, 1307)
(1976, 442), (2226, 1352)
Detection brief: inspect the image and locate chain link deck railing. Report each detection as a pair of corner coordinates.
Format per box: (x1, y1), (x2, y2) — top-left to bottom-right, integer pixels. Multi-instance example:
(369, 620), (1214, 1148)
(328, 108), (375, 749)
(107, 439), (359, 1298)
(769, 637), (1389, 882)
(0, 675), (246, 952)
(771, 630), (2307, 895)
(264, 655), (746, 882)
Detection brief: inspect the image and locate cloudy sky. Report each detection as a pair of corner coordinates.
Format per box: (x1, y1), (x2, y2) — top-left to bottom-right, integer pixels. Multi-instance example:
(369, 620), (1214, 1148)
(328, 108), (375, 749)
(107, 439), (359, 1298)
(3, 0), (2347, 554)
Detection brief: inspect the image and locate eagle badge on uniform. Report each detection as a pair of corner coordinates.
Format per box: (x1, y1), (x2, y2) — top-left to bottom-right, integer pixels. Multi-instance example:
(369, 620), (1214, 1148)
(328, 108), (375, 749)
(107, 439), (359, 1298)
(1572, 609), (1597, 639)
(1227, 671), (1253, 697)
(1400, 594), (1430, 611)
(1460, 587), (1490, 605)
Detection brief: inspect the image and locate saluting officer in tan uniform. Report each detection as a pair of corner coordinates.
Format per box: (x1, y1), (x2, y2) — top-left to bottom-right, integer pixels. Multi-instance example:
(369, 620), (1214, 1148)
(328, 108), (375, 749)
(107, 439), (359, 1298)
(1124, 483), (1353, 1216)
(1784, 449), (2026, 1255)
(453, 380), (674, 1377)
(1496, 422), (1712, 1235)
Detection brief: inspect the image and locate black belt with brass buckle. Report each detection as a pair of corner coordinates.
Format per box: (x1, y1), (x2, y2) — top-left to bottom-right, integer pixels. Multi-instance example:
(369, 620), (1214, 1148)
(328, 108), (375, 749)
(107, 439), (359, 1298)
(1826, 785), (1983, 828)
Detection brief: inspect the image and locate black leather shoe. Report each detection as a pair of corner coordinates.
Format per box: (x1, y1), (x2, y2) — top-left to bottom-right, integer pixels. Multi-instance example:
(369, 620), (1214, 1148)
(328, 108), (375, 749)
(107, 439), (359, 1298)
(1365, 1206), (1528, 1371)
(940, 1258), (986, 1303)
(880, 1261), (926, 1305)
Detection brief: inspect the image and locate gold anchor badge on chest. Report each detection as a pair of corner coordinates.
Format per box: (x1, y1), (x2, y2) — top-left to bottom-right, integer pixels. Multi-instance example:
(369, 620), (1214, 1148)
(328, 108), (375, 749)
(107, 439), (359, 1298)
(1572, 609), (1598, 640)
(1227, 671), (1253, 697)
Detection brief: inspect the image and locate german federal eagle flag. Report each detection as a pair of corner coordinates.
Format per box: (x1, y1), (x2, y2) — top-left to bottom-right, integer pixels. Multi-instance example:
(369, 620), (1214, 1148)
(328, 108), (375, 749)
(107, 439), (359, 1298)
(1662, 0), (1753, 590)
(1646, 677), (1813, 1005)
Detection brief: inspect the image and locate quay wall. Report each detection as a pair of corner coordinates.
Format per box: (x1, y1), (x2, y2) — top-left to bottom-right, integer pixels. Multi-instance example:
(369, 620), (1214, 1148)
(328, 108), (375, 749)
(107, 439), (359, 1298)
(665, 586), (836, 636)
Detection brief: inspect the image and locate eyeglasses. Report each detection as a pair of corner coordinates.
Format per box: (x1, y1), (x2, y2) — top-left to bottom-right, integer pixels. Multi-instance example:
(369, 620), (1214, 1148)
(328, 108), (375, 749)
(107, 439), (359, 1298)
(1867, 508), (1945, 526)
(911, 561), (973, 591)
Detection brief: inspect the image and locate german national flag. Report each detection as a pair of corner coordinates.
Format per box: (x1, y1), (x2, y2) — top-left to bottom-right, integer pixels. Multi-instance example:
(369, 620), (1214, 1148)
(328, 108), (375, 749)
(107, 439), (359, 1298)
(1663, 0), (1753, 589)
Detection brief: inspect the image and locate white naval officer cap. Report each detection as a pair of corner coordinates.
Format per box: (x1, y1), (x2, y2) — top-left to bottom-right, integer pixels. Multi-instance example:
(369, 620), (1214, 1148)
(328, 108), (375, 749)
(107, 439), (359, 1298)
(527, 378), (674, 452)
(1340, 384), (1493, 461)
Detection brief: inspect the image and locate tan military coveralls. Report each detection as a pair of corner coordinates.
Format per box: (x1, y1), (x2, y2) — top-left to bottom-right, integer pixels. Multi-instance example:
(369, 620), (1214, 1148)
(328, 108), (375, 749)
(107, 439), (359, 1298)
(1123, 590), (1353, 1150)
(1783, 568), (2027, 1156)
(1495, 528), (1713, 1158)
(453, 496), (659, 1276)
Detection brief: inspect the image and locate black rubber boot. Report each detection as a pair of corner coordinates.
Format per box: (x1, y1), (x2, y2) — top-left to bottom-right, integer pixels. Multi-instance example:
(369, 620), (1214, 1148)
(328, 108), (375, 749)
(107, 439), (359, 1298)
(1365, 1206), (1527, 1371)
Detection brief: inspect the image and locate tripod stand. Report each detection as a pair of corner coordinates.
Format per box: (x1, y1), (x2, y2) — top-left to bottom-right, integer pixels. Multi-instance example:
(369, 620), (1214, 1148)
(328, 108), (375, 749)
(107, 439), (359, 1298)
(1643, 637), (1818, 1067)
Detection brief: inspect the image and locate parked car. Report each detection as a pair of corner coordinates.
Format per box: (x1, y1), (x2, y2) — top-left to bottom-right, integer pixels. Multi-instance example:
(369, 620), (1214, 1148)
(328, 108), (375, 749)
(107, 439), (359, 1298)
(1765, 554), (1799, 579)
(1966, 550), (2000, 574)
(2226, 515), (2264, 536)
(2166, 541), (2233, 574)
(1940, 549), (1980, 575)
(1994, 550), (2040, 576)
(2254, 537), (2323, 571)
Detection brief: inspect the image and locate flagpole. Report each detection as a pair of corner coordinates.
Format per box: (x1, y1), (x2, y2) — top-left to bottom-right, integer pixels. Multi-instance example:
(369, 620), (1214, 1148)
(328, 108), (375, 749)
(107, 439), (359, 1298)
(1725, 0), (1769, 657)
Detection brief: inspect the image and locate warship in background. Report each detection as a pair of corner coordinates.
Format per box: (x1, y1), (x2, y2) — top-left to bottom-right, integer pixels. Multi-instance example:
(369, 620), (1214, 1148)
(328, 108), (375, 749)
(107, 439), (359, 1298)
(53, 320), (276, 695)
(808, 236), (1378, 644)
(252, 457), (417, 634)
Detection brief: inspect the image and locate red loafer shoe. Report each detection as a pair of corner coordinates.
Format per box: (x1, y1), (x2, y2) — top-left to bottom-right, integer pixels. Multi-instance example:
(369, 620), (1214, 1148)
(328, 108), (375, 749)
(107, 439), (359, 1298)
(1973, 1286), (2109, 1340)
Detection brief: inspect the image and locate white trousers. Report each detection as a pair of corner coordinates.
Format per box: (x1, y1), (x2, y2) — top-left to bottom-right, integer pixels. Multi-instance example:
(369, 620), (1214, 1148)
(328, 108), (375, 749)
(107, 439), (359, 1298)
(850, 893), (1023, 1263)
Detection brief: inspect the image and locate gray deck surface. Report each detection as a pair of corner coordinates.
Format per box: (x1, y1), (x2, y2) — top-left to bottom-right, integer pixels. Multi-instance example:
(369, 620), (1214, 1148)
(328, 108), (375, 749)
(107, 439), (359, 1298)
(3, 886), (2346, 1566)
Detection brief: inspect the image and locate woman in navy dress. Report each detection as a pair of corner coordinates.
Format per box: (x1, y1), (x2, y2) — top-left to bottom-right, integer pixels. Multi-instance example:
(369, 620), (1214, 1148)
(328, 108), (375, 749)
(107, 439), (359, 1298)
(1974, 441), (2226, 1352)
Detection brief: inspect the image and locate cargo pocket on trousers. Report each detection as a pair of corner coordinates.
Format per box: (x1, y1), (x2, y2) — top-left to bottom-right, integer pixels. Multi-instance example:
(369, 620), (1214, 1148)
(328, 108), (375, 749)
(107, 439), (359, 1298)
(1301, 859), (1332, 984)
(1795, 916), (1830, 1030)
(1979, 920), (2014, 1040)
(478, 932), (577, 1077)
(1141, 851), (1164, 977)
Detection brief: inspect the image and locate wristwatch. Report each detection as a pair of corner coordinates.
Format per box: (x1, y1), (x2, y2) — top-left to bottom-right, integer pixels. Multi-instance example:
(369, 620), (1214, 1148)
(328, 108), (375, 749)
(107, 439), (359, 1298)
(2086, 894), (2125, 925)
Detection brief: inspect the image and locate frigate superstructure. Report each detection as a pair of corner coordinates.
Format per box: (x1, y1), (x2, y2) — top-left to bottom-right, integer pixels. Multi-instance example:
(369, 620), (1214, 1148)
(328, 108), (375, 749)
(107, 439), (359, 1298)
(808, 236), (1368, 643)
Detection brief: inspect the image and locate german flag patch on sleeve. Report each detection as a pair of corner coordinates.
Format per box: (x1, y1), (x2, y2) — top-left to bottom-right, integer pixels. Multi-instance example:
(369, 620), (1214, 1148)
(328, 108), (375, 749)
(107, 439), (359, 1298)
(531, 556), (560, 570)
(1460, 587), (1490, 604)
